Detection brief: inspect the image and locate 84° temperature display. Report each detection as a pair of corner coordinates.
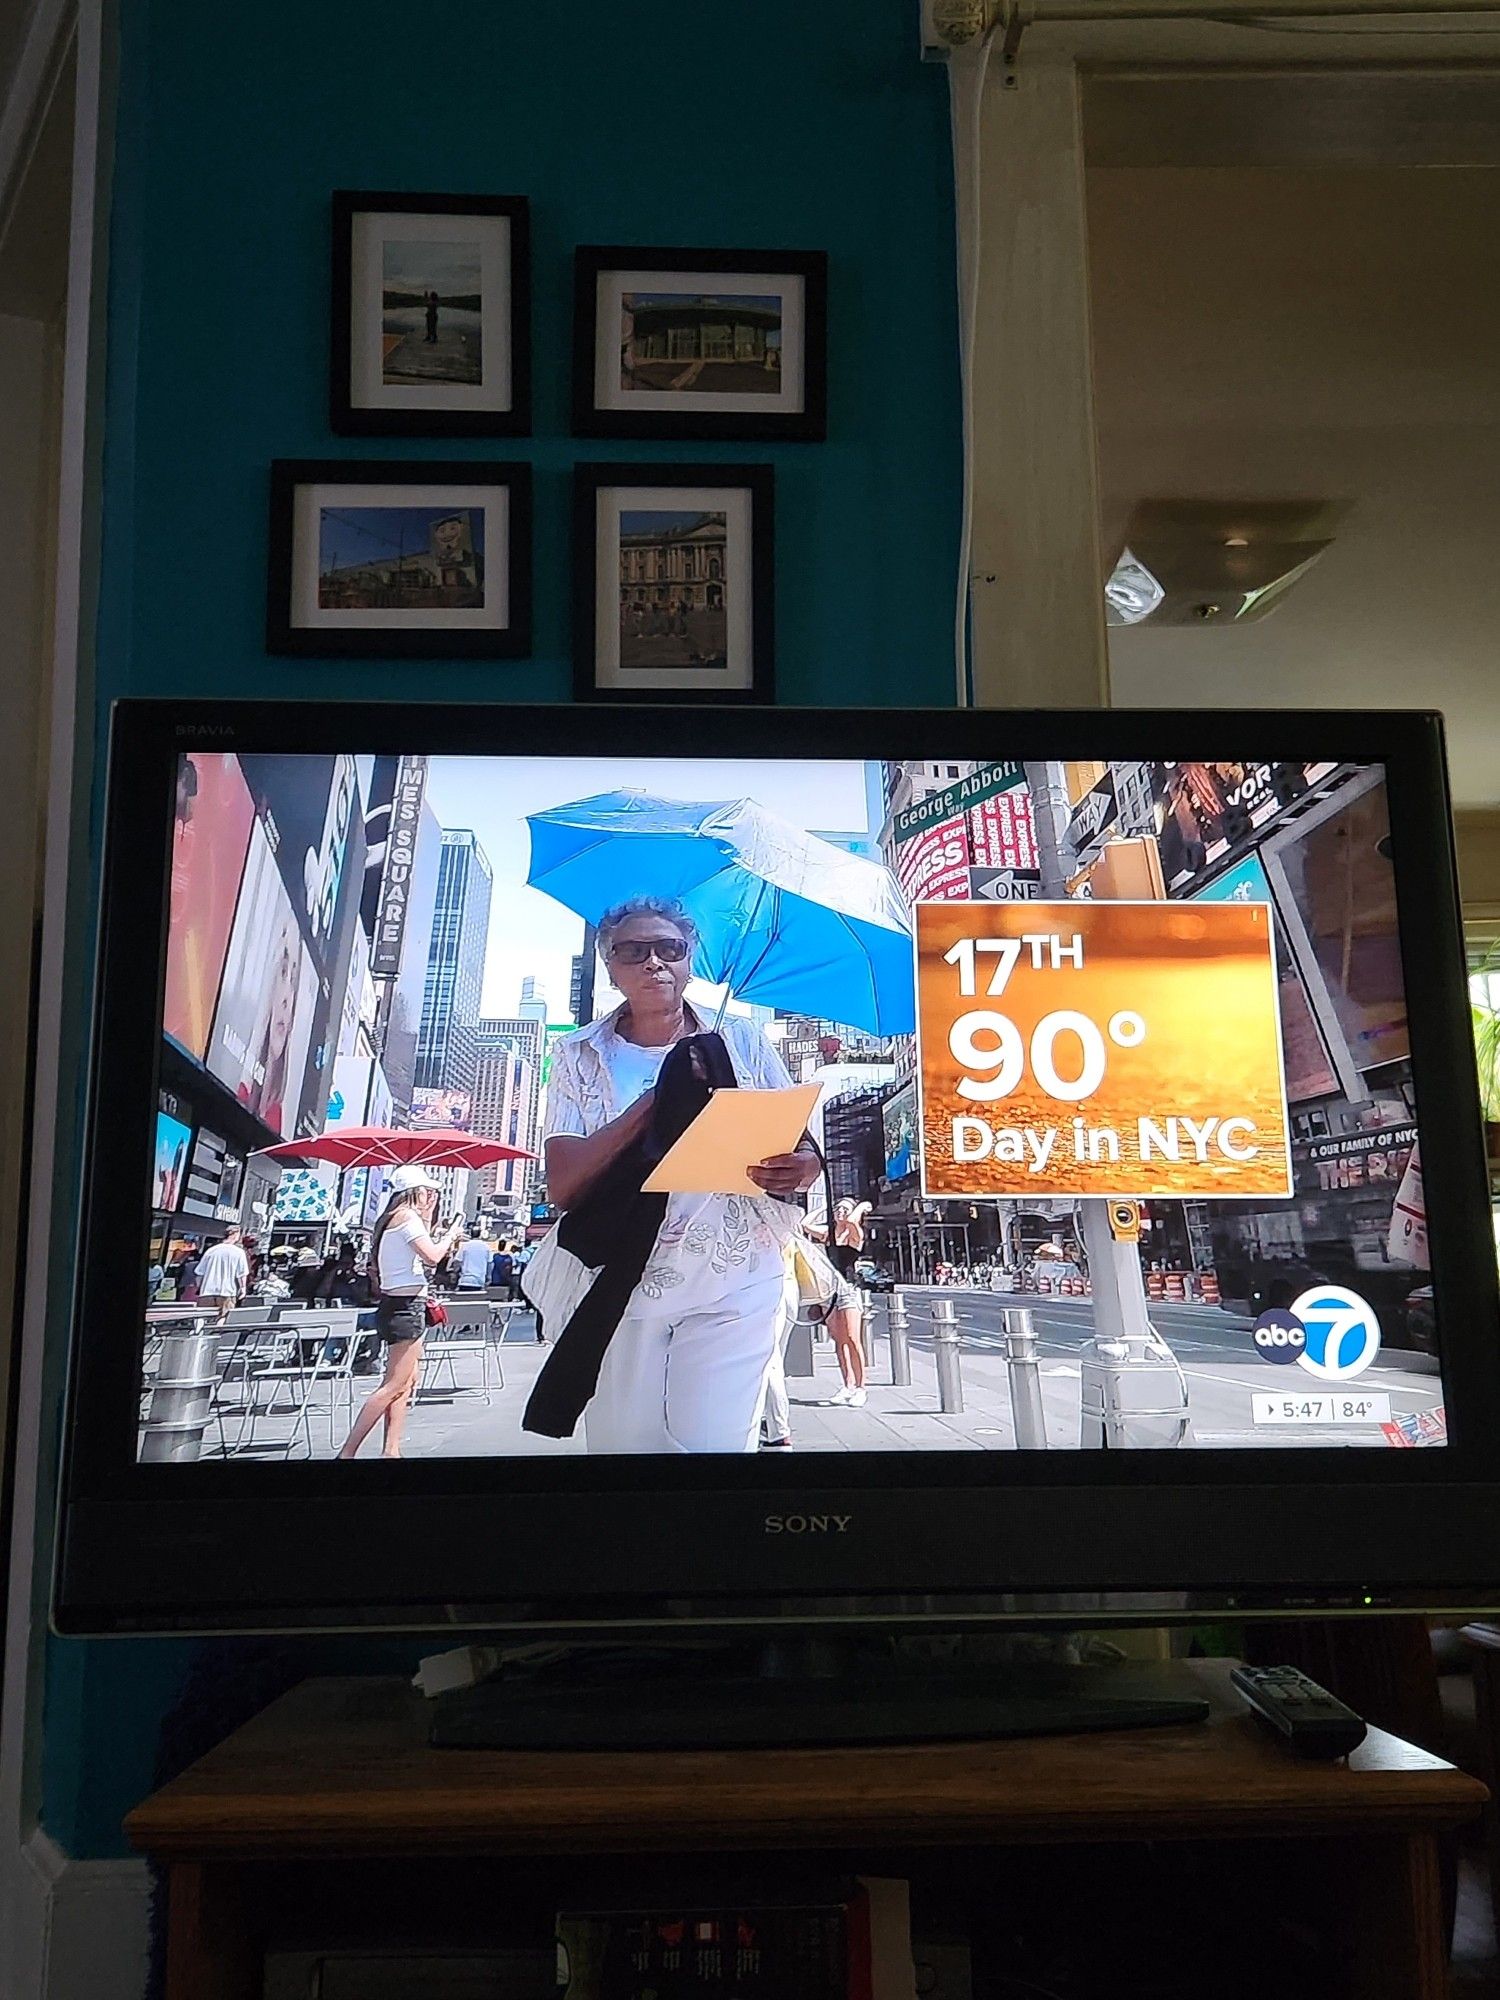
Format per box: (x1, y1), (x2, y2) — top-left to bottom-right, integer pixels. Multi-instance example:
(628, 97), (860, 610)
(915, 900), (1293, 1200)
(1251, 1394), (1394, 1426)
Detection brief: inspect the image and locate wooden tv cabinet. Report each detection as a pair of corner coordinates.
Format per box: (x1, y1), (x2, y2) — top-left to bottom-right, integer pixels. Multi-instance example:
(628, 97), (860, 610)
(126, 1659), (1484, 1999)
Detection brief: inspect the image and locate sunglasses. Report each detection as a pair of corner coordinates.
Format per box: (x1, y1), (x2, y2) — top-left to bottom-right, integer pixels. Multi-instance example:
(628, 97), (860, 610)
(607, 936), (691, 966)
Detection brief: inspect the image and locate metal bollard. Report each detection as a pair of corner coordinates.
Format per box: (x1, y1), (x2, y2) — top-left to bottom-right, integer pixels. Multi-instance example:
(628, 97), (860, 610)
(139, 1328), (221, 1463)
(931, 1296), (964, 1413)
(886, 1289), (912, 1387)
(1000, 1306), (1048, 1449)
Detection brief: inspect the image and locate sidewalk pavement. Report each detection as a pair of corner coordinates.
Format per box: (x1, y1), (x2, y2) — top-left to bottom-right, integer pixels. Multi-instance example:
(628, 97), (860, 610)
(315, 1304), (1444, 1459)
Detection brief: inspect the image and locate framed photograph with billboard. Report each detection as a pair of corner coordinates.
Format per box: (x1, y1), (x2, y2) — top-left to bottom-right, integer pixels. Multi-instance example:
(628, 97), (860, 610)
(331, 191), (531, 437)
(267, 459), (532, 658)
(573, 463), (774, 703)
(573, 246), (826, 442)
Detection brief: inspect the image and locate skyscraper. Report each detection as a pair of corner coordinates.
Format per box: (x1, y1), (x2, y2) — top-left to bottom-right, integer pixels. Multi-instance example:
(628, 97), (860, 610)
(569, 923), (598, 1025)
(415, 830), (494, 1098)
(473, 1014), (545, 1204)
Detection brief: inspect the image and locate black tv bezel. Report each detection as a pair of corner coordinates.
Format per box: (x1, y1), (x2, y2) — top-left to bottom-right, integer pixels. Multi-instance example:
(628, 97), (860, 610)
(53, 700), (1500, 1634)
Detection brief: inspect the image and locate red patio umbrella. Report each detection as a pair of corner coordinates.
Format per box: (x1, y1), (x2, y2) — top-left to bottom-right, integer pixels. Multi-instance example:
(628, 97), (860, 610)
(256, 1125), (535, 1172)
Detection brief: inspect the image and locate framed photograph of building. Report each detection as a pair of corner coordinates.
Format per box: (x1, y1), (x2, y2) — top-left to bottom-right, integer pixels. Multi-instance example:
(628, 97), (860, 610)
(267, 459), (532, 658)
(331, 192), (531, 437)
(573, 462), (774, 702)
(573, 246), (827, 442)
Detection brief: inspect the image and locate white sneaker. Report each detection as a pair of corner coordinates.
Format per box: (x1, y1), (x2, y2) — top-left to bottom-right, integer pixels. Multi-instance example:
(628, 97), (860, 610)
(846, 1388), (868, 1408)
(830, 1386), (853, 1405)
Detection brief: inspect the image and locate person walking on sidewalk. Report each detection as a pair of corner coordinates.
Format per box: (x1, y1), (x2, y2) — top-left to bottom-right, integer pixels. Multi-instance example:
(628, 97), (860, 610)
(196, 1228), (248, 1322)
(527, 896), (819, 1453)
(338, 1166), (463, 1460)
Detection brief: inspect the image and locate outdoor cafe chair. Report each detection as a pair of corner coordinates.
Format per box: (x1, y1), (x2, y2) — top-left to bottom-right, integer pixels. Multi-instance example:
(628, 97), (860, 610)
(227, 1313), (361, 1458)
(419, 1304), (501, 1406)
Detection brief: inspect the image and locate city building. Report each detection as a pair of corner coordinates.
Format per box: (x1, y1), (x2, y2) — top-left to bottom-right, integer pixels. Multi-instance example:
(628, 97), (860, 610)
(821, 1085), (889, 1209)
(569, 924), (598, 1025)
(415, 830), (494, 1099)
(519, 976), (548, 1021)
(473, 1013), (546, 1206)
(622, 297), (780, 387)
(619, 514), (726, 613)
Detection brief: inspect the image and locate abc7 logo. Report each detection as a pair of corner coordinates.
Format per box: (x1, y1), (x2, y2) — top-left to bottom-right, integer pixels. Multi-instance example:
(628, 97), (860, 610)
(1252, 1309), (1306, 1365)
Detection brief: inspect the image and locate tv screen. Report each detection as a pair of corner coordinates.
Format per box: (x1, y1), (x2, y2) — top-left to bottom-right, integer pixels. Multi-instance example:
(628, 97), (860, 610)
(54, 703), (1500, 1632)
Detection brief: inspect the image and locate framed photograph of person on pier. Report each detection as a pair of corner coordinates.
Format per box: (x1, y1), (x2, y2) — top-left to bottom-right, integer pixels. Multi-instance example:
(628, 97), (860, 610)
(267, 459), (532, 658)
(331, 192), (531, 437)
(574, 463), (774, 703)
(573, 246), (827, 442)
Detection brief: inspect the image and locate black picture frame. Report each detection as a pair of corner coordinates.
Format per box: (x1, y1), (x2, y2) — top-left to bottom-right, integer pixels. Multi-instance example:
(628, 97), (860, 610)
(330, 191), (531, 438)
(267, 458), (532, 659)
(572, 246), (827, 442)
(573, 462), (774, 703)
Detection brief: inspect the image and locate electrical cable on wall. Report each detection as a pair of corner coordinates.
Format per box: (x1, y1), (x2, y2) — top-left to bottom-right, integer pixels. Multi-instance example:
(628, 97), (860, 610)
(946, 24), (998, 710)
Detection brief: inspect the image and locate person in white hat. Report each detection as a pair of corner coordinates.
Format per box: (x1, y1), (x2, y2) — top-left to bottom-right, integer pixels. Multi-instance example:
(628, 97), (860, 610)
(337, 1165), (463, 1459)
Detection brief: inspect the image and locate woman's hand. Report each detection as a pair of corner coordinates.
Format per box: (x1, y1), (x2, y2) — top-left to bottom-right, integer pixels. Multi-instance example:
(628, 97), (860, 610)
(747, 1147), (821, 1199)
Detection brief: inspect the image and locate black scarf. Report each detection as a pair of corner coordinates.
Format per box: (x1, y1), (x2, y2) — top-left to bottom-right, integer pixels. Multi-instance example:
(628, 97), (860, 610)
(521, 1030), (739, 1438)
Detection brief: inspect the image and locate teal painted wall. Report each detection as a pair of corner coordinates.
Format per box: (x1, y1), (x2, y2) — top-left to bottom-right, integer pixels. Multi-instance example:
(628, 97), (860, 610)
(40, 0), (959, 1857)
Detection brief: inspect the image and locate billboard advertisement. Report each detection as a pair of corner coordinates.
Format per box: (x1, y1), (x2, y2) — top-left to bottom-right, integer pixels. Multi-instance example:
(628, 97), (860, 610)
(882, 1082), (917, 1185)
(411, 1086), (473, 1130)
(162, 753), (256, 1060)
(916, 900), (1292, 1200)
(204, 820), (319, 1140)
(153, 1106), (193, 1212)
(202, 754), (367, 1140)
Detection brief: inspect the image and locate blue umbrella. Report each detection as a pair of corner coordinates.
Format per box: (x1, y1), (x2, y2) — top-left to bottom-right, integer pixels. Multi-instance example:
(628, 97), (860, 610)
(526, 789), (916, 1036)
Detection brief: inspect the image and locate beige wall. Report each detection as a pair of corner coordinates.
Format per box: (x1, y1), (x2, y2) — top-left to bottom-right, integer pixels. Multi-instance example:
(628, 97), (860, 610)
(1089, 164), (1500, 810)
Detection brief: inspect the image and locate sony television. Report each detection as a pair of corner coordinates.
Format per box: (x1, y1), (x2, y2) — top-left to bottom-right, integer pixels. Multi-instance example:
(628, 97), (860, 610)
(52, 700), (1500, 1636)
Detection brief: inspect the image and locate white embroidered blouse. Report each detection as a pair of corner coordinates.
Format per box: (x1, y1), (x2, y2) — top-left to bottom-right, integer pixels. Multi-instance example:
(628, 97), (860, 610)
(528, 1005), (802, 1321)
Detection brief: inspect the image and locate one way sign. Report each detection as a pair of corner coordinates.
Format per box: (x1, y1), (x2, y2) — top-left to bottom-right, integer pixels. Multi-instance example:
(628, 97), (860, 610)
(1065, 774), (1118, 866)
(970, 867), (1042, 901)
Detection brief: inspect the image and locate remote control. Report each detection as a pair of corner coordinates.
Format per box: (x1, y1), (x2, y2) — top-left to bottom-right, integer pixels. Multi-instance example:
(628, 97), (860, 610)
(1231, 1664), (1368, 1759)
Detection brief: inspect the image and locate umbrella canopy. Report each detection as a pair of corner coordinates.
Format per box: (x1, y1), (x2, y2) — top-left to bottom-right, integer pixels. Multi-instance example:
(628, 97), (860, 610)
(257, 1126), (534, 1171)
(526, 789), (916, 1036)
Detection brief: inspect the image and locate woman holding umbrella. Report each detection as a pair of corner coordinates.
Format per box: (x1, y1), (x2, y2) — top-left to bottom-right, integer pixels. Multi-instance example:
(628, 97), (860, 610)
(533, 896), (820, 1454)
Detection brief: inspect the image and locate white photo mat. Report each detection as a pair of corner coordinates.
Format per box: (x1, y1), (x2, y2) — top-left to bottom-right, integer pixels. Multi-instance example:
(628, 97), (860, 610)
(593, 483), (755, 692)
(593, 268), (806, 416)
(349, 210), (513, 414)
(290, 481), (511, 632)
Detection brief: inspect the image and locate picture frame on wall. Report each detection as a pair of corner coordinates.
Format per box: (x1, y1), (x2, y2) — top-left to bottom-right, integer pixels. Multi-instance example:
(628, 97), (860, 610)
(573, 246), (827, 442)
(267, 459), (532, 658)
(574, 462), (774, 703)
(330, 191), (531, 437)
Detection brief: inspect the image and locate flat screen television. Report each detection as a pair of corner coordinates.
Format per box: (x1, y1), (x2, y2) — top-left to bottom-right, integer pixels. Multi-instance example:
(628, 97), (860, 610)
(52, 700), (1500, 1635)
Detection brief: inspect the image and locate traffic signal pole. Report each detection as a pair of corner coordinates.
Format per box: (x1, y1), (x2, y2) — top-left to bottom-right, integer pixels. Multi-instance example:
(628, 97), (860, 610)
(1023, 762), (1182, 1444)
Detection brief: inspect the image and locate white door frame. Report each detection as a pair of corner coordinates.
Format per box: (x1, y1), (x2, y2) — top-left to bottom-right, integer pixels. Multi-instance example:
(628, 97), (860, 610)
(0, 0), (124, 1993)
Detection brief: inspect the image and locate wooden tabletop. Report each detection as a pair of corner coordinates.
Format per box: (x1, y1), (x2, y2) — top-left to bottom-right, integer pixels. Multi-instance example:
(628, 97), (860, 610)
(126, 1661), (1485, 1860)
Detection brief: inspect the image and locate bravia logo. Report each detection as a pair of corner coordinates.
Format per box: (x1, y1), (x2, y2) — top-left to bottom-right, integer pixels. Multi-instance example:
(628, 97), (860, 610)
(763, 1513), (852, 1536)
(175, 723), (234, 737)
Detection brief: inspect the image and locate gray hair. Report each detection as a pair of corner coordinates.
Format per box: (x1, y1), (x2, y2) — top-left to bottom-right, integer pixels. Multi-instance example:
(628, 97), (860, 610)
(596, 896), (698, 955)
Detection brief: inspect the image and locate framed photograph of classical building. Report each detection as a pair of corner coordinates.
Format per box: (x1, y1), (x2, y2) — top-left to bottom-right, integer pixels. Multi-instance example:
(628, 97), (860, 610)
(331, 192), (531, 437)
(267, 460), (532, 658)
(574, 463), (774, 702)
(573, 247), (827, 442)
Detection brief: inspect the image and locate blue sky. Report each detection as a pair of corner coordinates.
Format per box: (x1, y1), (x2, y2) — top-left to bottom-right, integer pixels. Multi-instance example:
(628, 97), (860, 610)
(318, 506), (480, 573)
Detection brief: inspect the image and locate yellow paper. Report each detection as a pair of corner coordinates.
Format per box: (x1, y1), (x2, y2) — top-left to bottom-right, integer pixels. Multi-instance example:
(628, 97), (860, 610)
(641, 1085), (823, 1197)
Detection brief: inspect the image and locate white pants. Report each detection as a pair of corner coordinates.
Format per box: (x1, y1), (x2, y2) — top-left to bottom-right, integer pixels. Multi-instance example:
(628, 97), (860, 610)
(584, 1267), (786, 1455)
(761, 1269), (799, 1444)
